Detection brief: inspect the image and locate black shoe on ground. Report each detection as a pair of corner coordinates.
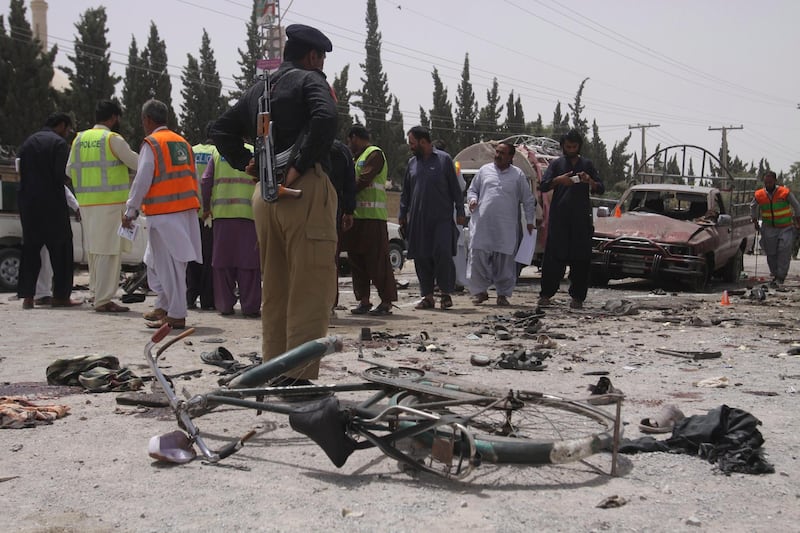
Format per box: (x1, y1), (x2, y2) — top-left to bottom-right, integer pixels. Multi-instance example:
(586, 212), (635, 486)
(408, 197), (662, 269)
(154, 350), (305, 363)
(350, 302), (372, 315)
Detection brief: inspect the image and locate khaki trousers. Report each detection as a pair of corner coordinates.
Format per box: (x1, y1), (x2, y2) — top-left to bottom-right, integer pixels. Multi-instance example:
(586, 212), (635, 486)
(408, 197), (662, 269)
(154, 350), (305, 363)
(252, 164), (337, 379)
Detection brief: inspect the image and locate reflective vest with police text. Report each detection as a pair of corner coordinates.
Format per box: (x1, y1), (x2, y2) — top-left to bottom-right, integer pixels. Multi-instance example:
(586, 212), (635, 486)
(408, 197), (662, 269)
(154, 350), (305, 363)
(69, 128), (130, 206)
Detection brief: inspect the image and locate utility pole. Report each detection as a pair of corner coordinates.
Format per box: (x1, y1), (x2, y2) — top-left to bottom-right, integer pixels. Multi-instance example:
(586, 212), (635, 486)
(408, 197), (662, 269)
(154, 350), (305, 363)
(628, 123), (659, 170)
(708, 125), (743, 171)
(257, 1), (283, 60)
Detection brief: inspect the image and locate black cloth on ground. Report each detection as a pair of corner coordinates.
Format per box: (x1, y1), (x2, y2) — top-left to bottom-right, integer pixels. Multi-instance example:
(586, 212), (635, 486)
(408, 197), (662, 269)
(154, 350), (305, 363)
(619, 404), (774, 475)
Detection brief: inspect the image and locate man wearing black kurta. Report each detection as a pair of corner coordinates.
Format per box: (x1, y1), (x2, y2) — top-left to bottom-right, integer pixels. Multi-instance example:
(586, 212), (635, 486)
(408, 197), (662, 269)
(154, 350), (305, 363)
(16, 112), (79, 309)
(538, 129), (604, 309)
(399, 126), (466, 310)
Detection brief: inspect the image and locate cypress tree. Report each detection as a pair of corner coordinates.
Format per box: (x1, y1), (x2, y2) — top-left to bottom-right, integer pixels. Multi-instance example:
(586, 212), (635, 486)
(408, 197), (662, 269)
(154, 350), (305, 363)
(477, 78), (502, 140)
(354, 0), (391, 151)
(62, 7), (119, 130)
(569, 77), (590, 137)
(179, 29), (225, 143)
(231, 2), (261, 100)
(142, 23), (175, 129)
(454, 54), (478, 153)
(121, 36), (146, 145)
(332, 65), (353, 142)
(0, 0), (57, 146)
(429, 67), (455, 152)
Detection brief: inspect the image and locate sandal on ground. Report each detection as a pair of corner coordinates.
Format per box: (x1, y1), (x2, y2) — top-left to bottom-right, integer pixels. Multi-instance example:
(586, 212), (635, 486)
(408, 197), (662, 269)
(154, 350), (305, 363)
(415, 297), (435, 310)
(95, 301), (130, 313)
(496, 349), (548, 371)
(350, 302), (372, 315)
(368, 303), (393, 316)
(587, 377), (624, 405)
(440, 294), (453, 310)
(200, 347), (235, 368)
(494, 324), (512, 340)
(639, 404), (685, 434)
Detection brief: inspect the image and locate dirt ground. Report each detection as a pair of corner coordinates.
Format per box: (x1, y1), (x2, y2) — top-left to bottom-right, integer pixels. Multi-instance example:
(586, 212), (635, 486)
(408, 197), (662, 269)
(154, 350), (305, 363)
(2, 252), (799, 532)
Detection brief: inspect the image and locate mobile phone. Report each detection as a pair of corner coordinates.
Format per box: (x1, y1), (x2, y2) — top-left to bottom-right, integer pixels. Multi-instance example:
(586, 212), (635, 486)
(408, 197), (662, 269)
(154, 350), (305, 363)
(570, 174), (580, 183)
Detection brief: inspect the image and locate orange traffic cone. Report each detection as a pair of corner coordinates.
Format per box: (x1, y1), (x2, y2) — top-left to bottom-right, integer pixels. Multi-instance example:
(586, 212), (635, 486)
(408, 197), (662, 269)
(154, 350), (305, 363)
(720, 290), (731, 306)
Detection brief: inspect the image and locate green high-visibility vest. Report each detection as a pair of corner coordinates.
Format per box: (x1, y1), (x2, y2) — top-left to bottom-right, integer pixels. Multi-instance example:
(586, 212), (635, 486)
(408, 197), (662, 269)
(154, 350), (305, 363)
(69, 128), (129, 206)
(193, 143), (215, 218)
(210, 145), (255, 220)
(354, 145), (388, 221)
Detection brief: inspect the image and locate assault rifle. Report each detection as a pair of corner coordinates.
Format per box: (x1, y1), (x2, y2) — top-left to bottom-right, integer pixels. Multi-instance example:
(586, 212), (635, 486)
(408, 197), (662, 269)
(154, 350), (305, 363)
(255, 58), (302, 202)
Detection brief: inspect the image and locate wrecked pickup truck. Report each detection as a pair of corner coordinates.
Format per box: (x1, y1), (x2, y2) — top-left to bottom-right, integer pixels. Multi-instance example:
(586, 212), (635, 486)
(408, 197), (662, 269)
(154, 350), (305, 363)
(591, 145), (757, 291)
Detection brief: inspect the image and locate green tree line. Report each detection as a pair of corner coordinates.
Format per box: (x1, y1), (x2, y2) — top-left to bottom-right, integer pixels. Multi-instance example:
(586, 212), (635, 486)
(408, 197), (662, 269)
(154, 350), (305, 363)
(1, 0), (795, 193)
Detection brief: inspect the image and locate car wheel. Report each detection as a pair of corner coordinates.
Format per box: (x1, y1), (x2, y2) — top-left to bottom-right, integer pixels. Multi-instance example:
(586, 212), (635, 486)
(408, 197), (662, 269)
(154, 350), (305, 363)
(0, 247), (21, 292)
(721, 248), (743, 283)
(388, 242), (404, 271)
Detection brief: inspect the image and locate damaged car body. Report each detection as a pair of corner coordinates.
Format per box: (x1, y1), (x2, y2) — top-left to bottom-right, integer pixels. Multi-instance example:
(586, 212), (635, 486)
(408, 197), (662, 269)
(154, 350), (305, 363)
(591, 145), (757, 291)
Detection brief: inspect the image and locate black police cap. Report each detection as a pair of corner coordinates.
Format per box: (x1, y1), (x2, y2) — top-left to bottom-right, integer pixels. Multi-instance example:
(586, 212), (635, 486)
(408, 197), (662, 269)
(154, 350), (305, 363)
(285, 24), (332, 53)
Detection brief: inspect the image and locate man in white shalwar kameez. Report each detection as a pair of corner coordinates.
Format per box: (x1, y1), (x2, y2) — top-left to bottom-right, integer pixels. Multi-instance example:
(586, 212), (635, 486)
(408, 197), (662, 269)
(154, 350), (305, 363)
(67, 100), (139, 313)
(467, 142), (536, 306)
(122, 99), (202, 329)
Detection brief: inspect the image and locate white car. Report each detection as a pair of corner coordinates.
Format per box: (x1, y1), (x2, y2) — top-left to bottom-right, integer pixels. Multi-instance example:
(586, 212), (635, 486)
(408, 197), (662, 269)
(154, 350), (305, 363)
(0, 211), (148, 292)
(338, 221), (407, 275)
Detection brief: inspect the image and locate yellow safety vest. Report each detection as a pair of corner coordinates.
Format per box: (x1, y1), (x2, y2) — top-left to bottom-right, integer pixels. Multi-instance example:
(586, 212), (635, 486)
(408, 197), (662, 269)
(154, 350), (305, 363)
(193, 143), (215, 218)
(354, 145), (388, 221)
(69, 128), (130, 206)
(210, 145), (255, 220)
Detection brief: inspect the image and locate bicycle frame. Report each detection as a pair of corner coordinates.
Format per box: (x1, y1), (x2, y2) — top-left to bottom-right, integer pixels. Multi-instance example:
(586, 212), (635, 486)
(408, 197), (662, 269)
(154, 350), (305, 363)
(145, 326), (623, 478)
(144, 325), (481, 478)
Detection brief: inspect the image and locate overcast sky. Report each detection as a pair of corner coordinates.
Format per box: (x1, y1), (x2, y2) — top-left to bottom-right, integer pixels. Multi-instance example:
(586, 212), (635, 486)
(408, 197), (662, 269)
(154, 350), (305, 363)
(34, 0), (799, 174)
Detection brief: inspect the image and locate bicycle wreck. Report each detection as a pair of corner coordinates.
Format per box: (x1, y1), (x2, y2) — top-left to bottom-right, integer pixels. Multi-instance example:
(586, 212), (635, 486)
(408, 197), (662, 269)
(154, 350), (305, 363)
(145, 325), (624, 479)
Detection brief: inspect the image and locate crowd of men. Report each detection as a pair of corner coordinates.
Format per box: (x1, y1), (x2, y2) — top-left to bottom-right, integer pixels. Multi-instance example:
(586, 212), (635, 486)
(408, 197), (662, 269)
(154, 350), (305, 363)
(14, 23), (797, 388)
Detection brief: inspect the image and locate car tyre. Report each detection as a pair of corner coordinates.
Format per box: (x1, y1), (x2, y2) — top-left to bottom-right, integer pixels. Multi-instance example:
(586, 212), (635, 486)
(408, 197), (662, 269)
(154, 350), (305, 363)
(0, 247), (21, 292)
(721, 248), (743, 283)
(388, 241), (404, 271)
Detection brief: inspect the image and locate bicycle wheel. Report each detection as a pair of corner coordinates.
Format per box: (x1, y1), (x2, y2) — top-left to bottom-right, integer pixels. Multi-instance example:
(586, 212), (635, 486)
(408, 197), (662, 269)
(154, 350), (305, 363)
(372, 371), (618, 465)
(226, 336), (342, 388)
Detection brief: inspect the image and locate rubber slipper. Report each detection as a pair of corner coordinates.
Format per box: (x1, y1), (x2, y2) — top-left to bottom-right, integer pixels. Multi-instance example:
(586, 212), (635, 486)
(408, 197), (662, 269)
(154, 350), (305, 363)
(494, 325), (512, 340)
(200, 347), (235, 368)
(639, 404), (685, 434)
(470, 354), (492, 366)
(535, 334), (557, 349)
(587, 377), (624, 405)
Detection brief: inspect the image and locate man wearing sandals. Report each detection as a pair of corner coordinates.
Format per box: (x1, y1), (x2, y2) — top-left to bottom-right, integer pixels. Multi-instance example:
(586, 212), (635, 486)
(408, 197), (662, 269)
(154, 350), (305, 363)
(67, 100), (139, 313)
(538, 129), (604, 310)
(466, 141), (536, 307)
(123, 99), (202, 330)
(341, 125), (397, 316)
(399, 126), (466, 310)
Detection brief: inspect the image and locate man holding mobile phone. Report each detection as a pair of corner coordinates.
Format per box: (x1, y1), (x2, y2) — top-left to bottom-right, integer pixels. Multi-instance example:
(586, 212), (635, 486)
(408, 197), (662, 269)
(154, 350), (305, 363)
(538, 129), (604, 309)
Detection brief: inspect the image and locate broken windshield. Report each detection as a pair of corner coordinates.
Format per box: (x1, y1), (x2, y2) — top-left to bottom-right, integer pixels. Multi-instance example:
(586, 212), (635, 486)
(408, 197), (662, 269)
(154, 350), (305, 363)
(624, 190), (708, 221)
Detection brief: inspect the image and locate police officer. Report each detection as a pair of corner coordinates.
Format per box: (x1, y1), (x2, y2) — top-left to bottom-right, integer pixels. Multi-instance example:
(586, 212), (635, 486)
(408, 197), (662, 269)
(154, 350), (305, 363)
(67, 100), (139, 313)
(211, 24), (337, 386)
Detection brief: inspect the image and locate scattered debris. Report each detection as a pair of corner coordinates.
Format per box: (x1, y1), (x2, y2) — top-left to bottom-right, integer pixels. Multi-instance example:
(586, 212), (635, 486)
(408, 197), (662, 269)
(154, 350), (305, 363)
(694, 376), (729, 388)
(596, 495), (627, 509)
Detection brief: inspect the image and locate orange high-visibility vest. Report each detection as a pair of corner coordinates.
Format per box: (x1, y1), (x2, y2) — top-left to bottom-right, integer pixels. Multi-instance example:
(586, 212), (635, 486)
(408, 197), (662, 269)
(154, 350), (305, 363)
(141, 130), (200, 216)
(755, 186), (793, 227)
